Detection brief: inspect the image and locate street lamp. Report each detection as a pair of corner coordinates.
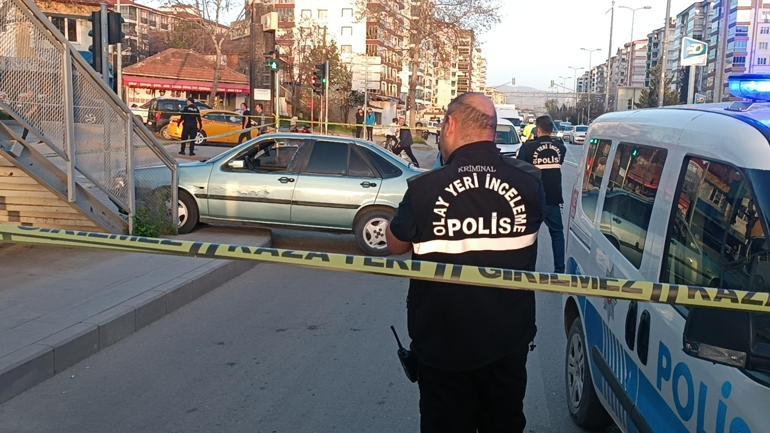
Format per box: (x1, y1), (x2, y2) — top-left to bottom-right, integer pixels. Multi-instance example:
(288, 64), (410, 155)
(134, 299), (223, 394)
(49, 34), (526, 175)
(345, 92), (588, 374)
(659, 0), (673, 107)
(605, 0), (615, 111)
(568, 66), (584, 110)
(618, 5), (652, 41)
(581, 48), (601, 122)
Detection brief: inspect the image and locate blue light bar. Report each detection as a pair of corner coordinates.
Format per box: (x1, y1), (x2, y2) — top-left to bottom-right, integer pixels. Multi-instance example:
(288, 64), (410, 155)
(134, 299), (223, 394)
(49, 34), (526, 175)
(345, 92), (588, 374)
(728, 74), (770, 101)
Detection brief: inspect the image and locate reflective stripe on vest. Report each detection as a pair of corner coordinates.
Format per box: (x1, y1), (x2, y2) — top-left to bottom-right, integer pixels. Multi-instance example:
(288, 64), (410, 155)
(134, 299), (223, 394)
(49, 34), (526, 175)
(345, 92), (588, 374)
(413, 233), (538, 255)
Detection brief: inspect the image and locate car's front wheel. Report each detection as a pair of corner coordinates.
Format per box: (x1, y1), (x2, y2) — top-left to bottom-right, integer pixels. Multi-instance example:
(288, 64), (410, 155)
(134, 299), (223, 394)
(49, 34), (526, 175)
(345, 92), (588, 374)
(194, 131), (208, 146)
(160, 125), (172, 140)
(354, 207), (394, 256)
(566, 317), (612, 429)
(177, 190), (199, 234)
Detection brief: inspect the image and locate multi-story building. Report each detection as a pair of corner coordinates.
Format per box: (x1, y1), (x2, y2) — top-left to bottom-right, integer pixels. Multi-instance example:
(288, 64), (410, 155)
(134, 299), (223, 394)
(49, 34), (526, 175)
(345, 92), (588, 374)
(625, 40), (649, 88)
(747, 5), (770, 74)
(456, 29), (474, 94)
(645, 22), (674, 87)
(704, 0), (756, 101)
(118, 0), (177, 65)
(484, 87), (506, 105)
(577, 71), (591, 93)
(471, 46), (487, 92)
(36, 0), (99, 53)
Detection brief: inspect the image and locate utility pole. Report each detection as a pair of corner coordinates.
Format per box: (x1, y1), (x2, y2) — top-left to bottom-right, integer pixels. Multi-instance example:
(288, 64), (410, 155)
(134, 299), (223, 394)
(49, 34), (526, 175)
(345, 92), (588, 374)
(581, 48), (601, 122)
(116, 0), (122, 100)
(659, 0), (673, 107)
(100, 4), (109, 88)
(605, 0), (615, 111)
(619, 5), (651, 88)
(248, 0), (257, 112)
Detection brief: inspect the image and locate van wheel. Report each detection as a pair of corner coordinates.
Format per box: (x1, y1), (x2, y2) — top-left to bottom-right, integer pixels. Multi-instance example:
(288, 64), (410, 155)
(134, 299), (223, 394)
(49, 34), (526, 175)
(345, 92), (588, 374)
(354, 208), (394, 256)
(160, 125), (171, 140)
(566, 317), (612, 429)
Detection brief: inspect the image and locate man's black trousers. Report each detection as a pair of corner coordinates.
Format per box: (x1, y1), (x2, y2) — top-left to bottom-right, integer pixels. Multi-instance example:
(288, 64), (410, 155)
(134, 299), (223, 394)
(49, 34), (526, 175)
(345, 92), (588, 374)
(181, 126), (197, 153)
(417, 343), (529, 433)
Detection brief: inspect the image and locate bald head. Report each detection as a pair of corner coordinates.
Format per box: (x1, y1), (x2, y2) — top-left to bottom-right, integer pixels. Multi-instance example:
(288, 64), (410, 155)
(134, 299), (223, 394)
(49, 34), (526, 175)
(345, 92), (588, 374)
(439, 92), (497, 160)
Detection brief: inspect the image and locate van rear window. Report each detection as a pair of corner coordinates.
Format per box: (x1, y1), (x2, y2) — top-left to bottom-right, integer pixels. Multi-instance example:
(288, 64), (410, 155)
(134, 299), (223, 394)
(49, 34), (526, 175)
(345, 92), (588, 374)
(581, 138), (612, 222)
(601, 143), (667, 268)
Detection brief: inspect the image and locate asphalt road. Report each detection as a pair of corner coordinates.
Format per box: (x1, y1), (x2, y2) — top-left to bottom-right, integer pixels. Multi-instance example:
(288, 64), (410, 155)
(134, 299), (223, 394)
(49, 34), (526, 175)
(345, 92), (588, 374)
(0, 143), (612, 433)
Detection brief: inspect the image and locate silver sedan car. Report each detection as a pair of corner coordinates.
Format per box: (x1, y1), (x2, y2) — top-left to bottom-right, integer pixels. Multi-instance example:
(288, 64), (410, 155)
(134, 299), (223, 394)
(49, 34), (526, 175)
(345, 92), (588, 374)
(174, 133), (422, 255)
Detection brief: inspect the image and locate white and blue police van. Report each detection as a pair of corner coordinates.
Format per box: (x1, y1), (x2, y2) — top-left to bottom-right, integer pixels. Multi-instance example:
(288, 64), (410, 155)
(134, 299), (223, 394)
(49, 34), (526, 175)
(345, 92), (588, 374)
(563, 74), (770, 433)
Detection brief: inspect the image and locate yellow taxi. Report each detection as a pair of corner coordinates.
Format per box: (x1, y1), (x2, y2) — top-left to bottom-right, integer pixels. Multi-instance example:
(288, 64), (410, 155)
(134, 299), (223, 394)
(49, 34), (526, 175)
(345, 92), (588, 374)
(166, 110), (257, 145)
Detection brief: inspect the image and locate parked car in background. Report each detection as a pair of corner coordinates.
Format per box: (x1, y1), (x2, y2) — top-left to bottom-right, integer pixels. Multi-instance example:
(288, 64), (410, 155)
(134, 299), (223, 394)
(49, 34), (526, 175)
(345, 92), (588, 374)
(146, 98), (212, 137)
(556, 121), (572, 139)
(166, 110), (255, 146)
(564, 125), (588, 143)
(130, 133), (422, 255)
(130, 101), (151, 124)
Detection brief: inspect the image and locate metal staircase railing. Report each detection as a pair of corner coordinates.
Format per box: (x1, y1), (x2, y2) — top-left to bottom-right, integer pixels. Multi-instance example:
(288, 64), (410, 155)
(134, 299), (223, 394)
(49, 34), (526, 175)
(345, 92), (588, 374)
(0, 0), (177, 233)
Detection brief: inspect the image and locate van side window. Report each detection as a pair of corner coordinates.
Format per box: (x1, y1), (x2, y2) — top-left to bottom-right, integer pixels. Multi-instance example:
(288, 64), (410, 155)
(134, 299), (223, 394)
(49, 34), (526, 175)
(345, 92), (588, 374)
(601, 143), (667, 268)
(662, 158), (770, 296)
(581, 138), (612, 221)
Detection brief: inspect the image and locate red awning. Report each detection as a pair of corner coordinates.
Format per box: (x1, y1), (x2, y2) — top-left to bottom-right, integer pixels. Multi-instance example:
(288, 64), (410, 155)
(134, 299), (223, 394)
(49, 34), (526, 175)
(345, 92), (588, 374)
(123, 76), (249, 94)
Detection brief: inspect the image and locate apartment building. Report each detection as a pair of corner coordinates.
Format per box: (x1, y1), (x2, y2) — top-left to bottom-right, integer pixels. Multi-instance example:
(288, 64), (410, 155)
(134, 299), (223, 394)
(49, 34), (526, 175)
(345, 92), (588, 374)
(119, 0), (177, 65)
(36, 0), (99, 53)
(456, 29), (474, 94)
(645, 22), (674, 87)
(625, 39), (649, 88)
(471, 46), (487, 92)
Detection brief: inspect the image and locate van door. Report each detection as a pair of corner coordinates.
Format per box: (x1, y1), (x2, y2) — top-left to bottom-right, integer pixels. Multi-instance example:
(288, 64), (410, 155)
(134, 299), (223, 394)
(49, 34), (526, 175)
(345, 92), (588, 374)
(582, 142), (669, 432)
(646, 156), (770, 433)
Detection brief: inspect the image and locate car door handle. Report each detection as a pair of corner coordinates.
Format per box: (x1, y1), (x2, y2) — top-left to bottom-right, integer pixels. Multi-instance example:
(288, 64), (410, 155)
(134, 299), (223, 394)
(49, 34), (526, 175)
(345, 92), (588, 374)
(360, 181), (377, 188)
(278, 177), (295, 184)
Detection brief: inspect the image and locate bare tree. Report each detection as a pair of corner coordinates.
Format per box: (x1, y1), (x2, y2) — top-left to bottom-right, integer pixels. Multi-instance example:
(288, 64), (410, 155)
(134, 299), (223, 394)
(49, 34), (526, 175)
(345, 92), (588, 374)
(357, 0), (501, 127)
(166, 0), (243, 105)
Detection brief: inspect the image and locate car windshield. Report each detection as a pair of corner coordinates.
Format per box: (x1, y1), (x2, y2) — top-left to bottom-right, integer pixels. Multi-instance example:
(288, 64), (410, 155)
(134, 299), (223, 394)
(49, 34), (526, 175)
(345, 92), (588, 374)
(503, 117), (522, 127)
(496, 126), (520, 144)
(576, 126), (588, 132)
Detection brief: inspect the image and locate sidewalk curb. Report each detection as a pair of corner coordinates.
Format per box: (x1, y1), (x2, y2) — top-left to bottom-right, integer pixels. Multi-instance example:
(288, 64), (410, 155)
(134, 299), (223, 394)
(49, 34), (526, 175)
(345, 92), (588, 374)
(0, 234), (270, 404)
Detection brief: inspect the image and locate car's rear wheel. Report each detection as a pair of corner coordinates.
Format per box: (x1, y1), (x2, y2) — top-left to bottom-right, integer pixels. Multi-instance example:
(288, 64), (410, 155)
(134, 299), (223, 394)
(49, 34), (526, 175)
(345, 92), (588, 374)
(194, 131), (207, 146)
(177, 190), (199, 234)
(566, 317), (612, 429)
(354, 207), (394, 256)
(160, 125), (171, 140)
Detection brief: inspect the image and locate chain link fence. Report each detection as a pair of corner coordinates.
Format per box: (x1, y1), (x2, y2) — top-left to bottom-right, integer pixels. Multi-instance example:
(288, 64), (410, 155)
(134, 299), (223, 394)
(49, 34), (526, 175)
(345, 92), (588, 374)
(0, 0), (177, 234)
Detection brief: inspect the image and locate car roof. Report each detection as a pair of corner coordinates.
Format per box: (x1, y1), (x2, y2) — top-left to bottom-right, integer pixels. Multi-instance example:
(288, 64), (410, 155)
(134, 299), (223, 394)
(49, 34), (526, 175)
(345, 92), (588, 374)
(590, 104), (770, 170)
(497, 118), (514, 126)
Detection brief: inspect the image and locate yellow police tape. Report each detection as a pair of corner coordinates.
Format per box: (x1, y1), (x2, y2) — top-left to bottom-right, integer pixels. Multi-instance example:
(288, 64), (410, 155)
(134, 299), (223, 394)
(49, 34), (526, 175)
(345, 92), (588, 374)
(2, 224), (767, 314)
(0, 224), (770, 313)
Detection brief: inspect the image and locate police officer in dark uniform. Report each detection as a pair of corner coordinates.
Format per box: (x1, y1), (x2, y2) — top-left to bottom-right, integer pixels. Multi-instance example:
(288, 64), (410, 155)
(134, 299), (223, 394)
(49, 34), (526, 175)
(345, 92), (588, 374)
(517, 115), (567, 273)
(178, 97), (202, 156)
(386, 92), (544, 433)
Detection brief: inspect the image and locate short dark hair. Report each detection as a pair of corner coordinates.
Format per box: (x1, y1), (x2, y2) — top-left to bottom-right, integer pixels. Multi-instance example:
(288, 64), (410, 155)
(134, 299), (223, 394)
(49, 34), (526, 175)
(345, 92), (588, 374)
(535, 115), (555, 134)
(186, 97), (195, 103)
(256, 103), (264, 110)
(446, 93), (496, 132)
(392, 117), (398, 122)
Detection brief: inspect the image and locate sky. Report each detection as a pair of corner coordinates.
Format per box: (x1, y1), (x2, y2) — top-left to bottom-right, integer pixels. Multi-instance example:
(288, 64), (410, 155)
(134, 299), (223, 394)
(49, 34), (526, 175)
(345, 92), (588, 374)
(482, 0), (696, 90)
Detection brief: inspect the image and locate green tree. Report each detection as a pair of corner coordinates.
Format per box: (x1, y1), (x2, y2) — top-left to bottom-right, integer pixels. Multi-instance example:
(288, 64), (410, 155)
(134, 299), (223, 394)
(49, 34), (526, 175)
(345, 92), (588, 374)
(636, 64), (679, 108)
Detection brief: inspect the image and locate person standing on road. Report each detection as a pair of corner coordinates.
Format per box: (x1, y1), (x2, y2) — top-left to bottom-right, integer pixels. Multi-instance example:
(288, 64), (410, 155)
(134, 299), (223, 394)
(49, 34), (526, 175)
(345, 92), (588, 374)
(355, 108), (365, 138)
(238, 102), (253, 144)
(365, 108), (376, 141)
(386, 92), (544, 433)
(178, 97), (202, 156)
(254, 103), (267, 134)
(395, 117), (419, 167)
(517, 115), (567, 273)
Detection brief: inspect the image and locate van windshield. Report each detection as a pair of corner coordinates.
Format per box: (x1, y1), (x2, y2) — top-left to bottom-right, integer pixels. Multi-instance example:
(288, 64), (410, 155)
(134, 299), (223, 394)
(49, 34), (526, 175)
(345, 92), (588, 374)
(495, 126), (520, 144)
(502, 117), (522, 127)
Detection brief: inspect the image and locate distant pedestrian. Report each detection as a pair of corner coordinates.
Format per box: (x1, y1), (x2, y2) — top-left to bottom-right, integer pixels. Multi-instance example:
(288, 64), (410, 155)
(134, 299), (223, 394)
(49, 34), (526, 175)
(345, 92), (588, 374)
(178, 97), (202, 156)
(518, 115), (567, 273)
(254, 103), (267, 134)
(365, 108), (376, 141)
(238, 102), (252, 144)
(395, 117), (419, 167)
(355, 108), (365, 138)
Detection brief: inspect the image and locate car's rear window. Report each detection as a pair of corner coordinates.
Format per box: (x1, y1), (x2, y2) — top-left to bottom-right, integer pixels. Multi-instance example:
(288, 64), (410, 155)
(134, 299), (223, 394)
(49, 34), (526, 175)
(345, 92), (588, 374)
(576, 126), (588, 132)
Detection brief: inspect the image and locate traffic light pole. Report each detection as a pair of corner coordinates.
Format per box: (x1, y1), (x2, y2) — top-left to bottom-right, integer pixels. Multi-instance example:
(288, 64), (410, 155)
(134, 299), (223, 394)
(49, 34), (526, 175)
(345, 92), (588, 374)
(99, 4), (109, 87)
(116, 0), (122, 99)
(324, 61), (329, 134)
(274, 68), (280, 129)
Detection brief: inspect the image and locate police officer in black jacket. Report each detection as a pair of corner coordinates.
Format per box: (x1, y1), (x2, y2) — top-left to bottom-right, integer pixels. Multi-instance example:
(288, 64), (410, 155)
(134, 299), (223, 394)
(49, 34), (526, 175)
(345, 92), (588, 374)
(178, 97), (202, 156)
(387, 92), (544, 433)
(517, 115), (567, 273)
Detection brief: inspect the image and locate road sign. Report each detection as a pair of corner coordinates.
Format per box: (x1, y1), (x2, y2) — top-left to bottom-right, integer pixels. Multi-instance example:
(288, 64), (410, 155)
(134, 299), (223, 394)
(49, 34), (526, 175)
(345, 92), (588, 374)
(681, 37), (708, 67)
(253, 88), (270, 101)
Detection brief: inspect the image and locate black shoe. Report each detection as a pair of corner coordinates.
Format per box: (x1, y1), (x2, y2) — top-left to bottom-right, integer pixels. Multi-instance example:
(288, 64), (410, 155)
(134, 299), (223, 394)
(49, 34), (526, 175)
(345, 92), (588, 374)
(189, 152), (196, 156)
(178, 151), (185, 155)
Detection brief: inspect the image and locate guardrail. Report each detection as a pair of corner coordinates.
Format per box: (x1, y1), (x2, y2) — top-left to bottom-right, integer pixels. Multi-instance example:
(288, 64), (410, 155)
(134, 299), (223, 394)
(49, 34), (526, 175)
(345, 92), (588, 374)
(0, 0), (177, 234)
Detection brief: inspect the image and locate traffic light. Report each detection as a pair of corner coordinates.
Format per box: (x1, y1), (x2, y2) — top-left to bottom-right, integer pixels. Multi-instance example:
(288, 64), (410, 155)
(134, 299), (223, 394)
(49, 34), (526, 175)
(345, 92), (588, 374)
(631, 147), (640, 159)
(313, 63), (326, 94)
(267, 58), (279, 72)
(88, 11), (103, 73)
(106, 11), (124, 44)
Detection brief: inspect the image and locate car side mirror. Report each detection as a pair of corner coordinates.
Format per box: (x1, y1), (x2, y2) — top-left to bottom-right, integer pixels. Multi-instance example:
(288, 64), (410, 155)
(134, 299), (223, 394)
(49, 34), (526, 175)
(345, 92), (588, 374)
(227, 160), (245, 169)
(684, 308), (770, 374)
